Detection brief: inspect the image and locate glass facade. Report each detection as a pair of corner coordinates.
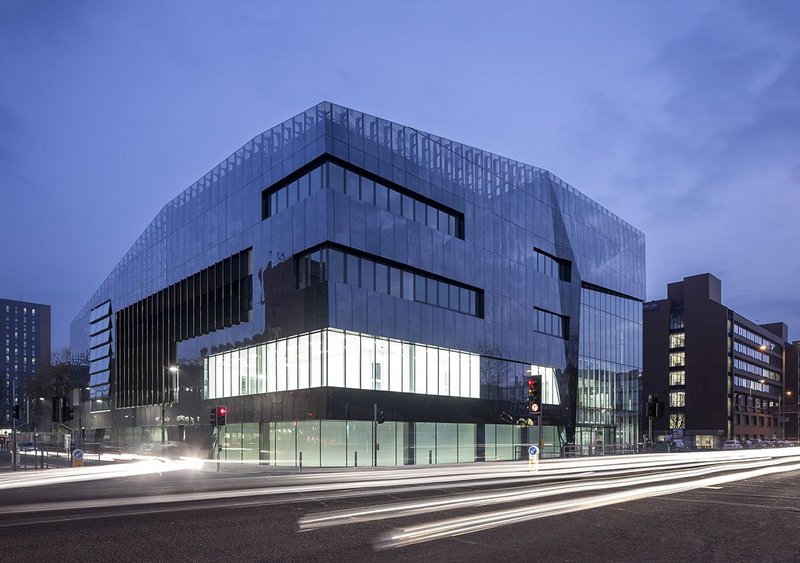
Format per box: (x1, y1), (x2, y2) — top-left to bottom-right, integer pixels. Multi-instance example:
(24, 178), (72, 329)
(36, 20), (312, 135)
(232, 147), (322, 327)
(204, 328), (480, 400)
(577, 285), (642, 447)
(296, 246), (481, 317)
(265, 159), (463, 239)
(70, 102), (645, 462)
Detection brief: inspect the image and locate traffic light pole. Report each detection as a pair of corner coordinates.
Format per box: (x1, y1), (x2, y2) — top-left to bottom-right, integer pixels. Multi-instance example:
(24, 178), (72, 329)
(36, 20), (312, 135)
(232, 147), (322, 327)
(373, 403), (377, 467)
(538, 411), (543, 451)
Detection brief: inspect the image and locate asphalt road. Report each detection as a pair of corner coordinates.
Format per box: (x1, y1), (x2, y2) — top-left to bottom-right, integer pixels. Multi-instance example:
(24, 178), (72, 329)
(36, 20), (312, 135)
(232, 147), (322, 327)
(2, 452), (800, 562)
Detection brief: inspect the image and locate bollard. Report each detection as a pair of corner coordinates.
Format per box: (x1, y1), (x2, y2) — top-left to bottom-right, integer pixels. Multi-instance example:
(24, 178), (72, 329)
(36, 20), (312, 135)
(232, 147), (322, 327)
(429, 450), (432, 465)
(354, 451), (358, 468)
(299, 451), (303, 471)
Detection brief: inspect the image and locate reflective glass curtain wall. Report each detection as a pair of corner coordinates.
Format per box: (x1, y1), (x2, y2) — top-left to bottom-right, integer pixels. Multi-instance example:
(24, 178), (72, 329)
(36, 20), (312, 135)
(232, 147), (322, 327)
(70, 101), (645, 458)
(577, 285), (642, 446)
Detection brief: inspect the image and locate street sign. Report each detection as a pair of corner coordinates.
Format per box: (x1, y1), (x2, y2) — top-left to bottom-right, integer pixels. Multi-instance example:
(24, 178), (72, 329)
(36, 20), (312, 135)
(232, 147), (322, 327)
(528, 445), (540, 473)
(73, 449), (84, 468)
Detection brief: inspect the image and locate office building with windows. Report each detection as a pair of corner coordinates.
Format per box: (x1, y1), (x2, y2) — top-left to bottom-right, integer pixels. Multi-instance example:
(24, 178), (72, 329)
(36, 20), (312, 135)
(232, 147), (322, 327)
(784, 341), (800, 442)
(643, 273), (792, 448)
(70, 102), (645, 464)
(1, 298), (51, 427)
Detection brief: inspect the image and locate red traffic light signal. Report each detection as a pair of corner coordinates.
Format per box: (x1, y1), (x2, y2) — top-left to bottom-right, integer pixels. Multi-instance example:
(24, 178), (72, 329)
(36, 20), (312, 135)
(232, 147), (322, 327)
(216, 406), (227, 426)
(527, 374), (542, 414)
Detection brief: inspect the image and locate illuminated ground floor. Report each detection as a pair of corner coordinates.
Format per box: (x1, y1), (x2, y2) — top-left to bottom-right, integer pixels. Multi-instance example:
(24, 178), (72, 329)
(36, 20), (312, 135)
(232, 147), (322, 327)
(94, 420), (564, 465)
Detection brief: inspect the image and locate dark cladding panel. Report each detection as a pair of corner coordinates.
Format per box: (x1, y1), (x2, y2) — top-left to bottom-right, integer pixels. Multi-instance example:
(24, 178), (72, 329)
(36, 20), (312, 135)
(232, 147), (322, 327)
(115, 248), (253, 407)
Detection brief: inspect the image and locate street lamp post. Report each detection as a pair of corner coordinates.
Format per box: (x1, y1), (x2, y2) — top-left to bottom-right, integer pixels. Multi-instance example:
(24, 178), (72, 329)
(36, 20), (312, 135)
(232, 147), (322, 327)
(781, 390), (792, 442)
(162, 365), (178, 445)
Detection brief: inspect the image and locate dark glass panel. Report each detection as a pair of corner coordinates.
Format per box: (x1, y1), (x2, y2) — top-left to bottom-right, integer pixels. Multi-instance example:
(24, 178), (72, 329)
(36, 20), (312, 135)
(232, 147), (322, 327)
(403, 271), (414, 300)
(389, 267), (402, 297)
(388, 189), (402, 215)
(299, 173), (310, 200)
(360, 258), (374, 291)
(414, 275), (426, 303)
(375, 183), (389, 210)
(375, 263), (388, 294)
(459, 288), (469, 313)
(345, 170), (360, 198)
(328, 162), (344, 191)
(402, 195), (414, 220)
(329, 249), (344, 283)
(310, 165), (322, 193)
(361, 178), (375, 205)
(287, 180), (298, 205)
(346, 254), (359, 286)
(415, 200), (426, 223)
(438, 281), (448, 308)
(427, 206), (438, 230)
(426, 278), (438, 306)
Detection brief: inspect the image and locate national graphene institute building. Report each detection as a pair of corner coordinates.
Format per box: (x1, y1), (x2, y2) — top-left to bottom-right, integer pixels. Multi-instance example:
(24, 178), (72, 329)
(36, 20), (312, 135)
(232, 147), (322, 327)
(70, 103), (645, 466)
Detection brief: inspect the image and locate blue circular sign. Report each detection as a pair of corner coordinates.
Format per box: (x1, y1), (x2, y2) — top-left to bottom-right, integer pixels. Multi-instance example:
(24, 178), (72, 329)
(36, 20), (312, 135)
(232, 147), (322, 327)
(528, 445), (539, 457)
(73, 449), (84, 459)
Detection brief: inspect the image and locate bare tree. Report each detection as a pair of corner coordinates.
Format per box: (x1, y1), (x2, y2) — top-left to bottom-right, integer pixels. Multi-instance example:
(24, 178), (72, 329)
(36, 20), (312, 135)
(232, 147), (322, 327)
(22, 348), (82, 429)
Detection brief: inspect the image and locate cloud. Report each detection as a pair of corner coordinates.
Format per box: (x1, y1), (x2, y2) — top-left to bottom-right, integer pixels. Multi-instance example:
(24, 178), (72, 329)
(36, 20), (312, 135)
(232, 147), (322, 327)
(557, 1), (800, 338)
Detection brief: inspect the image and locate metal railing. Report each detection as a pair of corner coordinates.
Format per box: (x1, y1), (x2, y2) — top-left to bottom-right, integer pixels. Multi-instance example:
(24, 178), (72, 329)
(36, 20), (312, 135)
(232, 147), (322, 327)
(562, 444), (638, 457)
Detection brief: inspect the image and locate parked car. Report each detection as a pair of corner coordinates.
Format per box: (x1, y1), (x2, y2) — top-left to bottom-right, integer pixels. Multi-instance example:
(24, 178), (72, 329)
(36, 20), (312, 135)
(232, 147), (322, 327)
(669, 440), (691, 452)
(723, 439), (743, 450)
(17, 442), (36, 452)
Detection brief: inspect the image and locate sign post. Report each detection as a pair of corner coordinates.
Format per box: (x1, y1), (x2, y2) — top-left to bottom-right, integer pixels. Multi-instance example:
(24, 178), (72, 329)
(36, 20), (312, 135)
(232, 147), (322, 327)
(528, 445), (540, 473)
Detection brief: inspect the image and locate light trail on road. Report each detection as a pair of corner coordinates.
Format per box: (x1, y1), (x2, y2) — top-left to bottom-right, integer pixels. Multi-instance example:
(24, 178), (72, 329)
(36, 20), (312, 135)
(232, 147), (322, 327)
(0, 458), (204, 491)
(374, 451), (800, 549)
(2, 447), (799, 544)
(298, 453), (800, 530)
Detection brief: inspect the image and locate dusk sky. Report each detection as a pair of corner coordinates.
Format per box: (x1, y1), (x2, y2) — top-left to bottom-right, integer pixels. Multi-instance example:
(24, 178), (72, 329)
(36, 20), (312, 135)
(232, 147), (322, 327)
(1, 1), (798, 350)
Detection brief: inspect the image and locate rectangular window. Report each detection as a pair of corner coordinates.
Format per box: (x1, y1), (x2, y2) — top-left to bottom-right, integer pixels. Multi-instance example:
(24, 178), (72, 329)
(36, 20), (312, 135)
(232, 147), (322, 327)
(359, 258), (375, 292)
(669, 370), (686, 386)
(345, 170), (359, 198)
(294, 245), (482, 317)
(669, 352), (686, 368)
(375, 263), (389, 295)
(402, 271), (414, 300)
(389, 267), (402, 297)
(263, 158), (465, 237)
(534, 307), (569, 340)
(669, 332), (685, 349)
(669, 308), (685, 330)
(533, 248), (571, 282)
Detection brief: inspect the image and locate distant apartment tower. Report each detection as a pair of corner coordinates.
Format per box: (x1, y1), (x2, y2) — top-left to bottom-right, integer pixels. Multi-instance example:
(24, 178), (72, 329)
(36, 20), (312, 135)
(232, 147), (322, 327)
(643, 274), (791, 448)
(1, 298), (51, 426)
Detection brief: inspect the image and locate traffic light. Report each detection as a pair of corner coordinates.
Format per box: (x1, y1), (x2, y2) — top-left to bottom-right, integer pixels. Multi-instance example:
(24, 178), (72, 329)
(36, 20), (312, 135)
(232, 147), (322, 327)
(646, 395), (656, 418)
(13, 405), (20, 420)
(209, 407), (217, 426)
(528, 374), (542, 414)
(646, 395), (664, 418)
(217, 405), (227, 426)
(377, 410), (385, 424)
